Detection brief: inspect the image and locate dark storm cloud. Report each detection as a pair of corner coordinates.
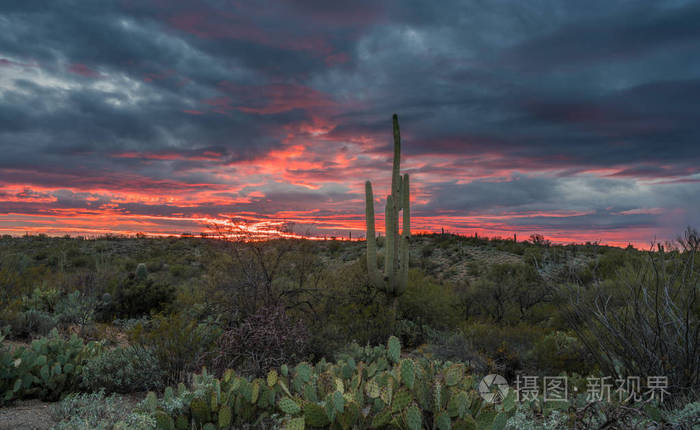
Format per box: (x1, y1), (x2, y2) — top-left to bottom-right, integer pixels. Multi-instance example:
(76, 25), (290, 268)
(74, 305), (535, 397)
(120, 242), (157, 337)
(424, 175), (561, 214)
(504, 2), (700, 70)
(0, 0), (698, 240)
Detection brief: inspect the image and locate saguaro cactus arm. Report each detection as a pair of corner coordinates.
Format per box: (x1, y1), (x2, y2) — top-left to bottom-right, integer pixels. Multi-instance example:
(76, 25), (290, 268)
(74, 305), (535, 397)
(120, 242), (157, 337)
(365, 181), (382, 288)
(398, 173), (410, 293)
(385, 194), (396, 287)
(402, 174), (410, 239)
(391, 114), (402, 199)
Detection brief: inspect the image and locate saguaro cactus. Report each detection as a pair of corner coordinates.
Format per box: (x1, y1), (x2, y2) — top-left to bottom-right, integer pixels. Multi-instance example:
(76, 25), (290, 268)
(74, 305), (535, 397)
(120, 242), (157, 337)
(365, 114), (410, 300)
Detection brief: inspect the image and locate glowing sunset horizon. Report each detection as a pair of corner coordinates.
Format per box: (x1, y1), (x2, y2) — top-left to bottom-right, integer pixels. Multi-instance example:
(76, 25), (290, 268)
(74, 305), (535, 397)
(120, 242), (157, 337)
(1, 2), (699, 249)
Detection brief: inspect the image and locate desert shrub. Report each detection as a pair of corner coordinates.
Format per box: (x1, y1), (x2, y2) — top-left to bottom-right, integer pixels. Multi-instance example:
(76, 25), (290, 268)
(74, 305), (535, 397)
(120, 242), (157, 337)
(466, 263), (550, 323)
(82, 345), (164, 394)
(3, 288), (99, 339)
(55, 290), (96, 329)
(203, 234), (303, 318)
(488, 342), (523, 382)
(51, 390), (154, 430)
(664, 401), (700, 428)
(522, 246), (544, 267)
(309, 259), (393, 357)
(399, 270), (460, 330)
(423, 330), (487, 373)
(461, 322), (548, 379)
(395, 319), (439, 348)
(316, 294), (391, 355)
(209, 305), (309, 377)
(334, 341), (388, 364)
(6, 309), (58, 338)
(527, 330), (594, 375)
(465, 260), (482, 276)
(570, 237), (700, 399)
(23, 287), (61, 313)
(129, 312), (221, 385)
(110, 274), (175, 318)
(592, 246), (639, 280)
(111, 316), (150, 331)
(468, 277), (510, 322)
(503, 396), (690, 430)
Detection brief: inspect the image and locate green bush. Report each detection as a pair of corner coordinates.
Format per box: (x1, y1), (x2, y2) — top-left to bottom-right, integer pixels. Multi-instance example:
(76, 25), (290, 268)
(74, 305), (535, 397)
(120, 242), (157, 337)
(334, 341), (388, 364)
(527, 330), (594, 375)
(467, 263), (550, 323)
(395, 319), (439, 348)
(82, 345), (164, 394)
(55, 290), (96, 328)
(398, 270), (460, 330)
(423, 331), (487, 373)
(6, 309), (58, 338)
(129, 312), (221, 385)
(3, 288), (100, 339)
(461, 322), (548, 379)
(111, 275), (175, 318)
(310, 260), (393, 357)
(23, 287), (61, 313)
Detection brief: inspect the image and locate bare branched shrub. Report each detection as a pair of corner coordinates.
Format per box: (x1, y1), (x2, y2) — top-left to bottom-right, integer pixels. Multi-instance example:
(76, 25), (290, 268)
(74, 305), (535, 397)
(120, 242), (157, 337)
(570, 228), (700, 400)
(209, 305), (309, 377)
(207, 221), (322, 321)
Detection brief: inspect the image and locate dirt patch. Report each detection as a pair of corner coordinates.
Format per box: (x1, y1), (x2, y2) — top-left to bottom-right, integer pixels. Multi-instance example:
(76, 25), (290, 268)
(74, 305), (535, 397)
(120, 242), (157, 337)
(0, 399), (56, 430)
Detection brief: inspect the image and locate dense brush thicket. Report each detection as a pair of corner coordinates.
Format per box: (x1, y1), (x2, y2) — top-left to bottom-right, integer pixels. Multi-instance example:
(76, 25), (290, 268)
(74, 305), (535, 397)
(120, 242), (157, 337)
(0, 228), (698, 428)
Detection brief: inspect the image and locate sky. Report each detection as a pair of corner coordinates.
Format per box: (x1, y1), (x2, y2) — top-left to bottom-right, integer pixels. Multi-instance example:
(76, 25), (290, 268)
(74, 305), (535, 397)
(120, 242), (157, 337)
(1, 0), (699, 247)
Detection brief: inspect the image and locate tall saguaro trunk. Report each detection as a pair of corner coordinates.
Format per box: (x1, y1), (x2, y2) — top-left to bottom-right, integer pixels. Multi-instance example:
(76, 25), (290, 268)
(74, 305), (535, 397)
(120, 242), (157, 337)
(365, 114), (411, 332)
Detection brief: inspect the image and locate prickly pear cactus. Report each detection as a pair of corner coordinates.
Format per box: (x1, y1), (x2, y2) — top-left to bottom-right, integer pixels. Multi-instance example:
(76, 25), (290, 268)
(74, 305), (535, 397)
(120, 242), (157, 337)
(190, 397), (210, 425)
(401, 359), (415, 389)
(137, 337), (511, 430)
(285, 417), (305, 430)
(303, 402), (330, 427)
(154, 410), (174, 430)
(267, 369), (278, 387)
(387, 336), (401, 364)
(365, 380), (380, 399)
(436, 412), (451, 430)
(279, 397), (301, 415)
(145, 391), (158, 412)
(331, 390), (345, 414)
(433, 380), (443, 413)
(445, 364), (463, 387)
(218, 404), (232, 428)
(406, 404), (422, 430)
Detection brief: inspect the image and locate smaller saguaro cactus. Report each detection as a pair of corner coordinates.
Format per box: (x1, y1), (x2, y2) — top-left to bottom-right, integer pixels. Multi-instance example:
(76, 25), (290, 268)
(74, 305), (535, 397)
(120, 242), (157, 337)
(365, 114), (410, 299)
(135, 263), (148, 281)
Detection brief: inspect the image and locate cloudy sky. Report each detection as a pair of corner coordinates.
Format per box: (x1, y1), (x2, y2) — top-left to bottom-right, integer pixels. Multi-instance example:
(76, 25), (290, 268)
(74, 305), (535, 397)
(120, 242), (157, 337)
(1, 0), (699, 246)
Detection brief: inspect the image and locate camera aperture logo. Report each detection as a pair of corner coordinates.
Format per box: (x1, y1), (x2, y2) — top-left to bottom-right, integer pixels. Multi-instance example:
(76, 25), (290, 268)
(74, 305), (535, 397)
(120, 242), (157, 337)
(478, 374), (509, 403)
